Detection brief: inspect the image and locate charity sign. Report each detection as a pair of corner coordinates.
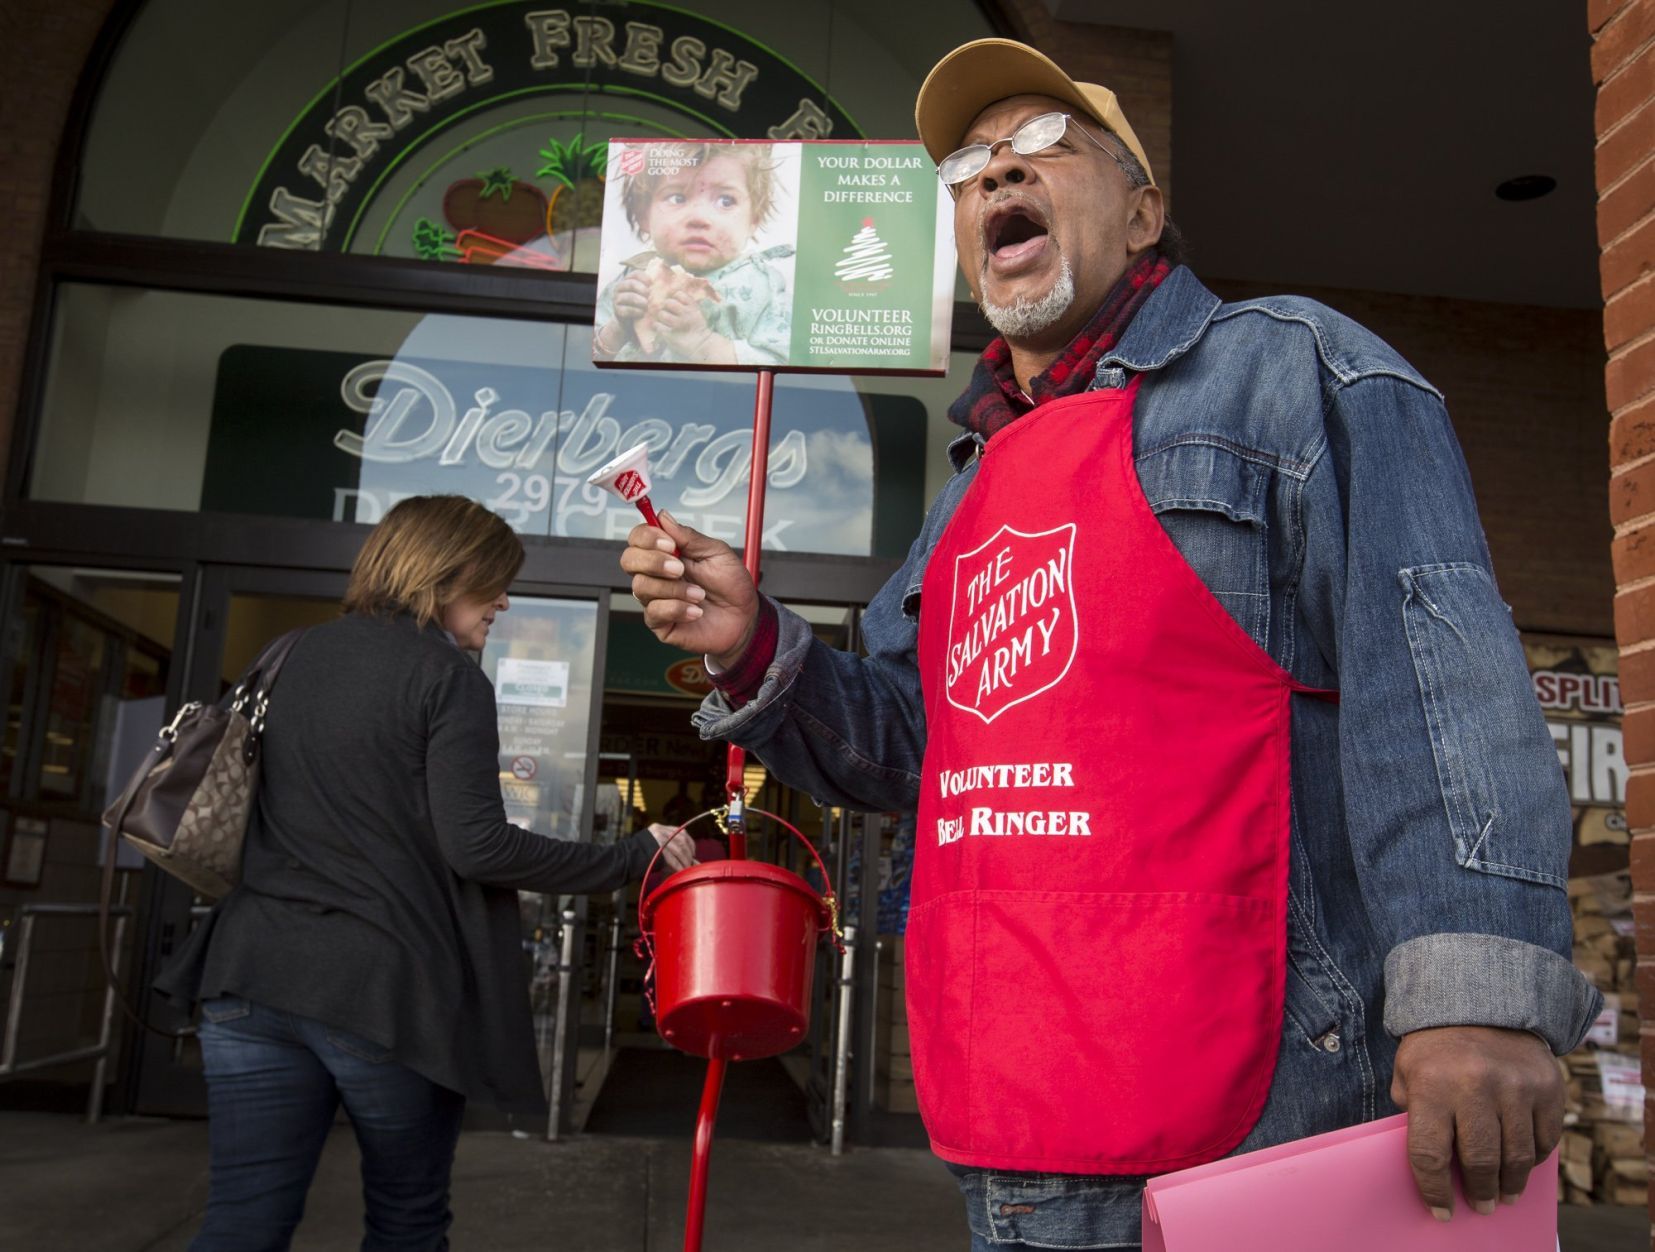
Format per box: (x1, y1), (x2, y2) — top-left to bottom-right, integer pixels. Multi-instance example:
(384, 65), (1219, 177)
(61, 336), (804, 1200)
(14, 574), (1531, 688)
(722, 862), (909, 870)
(594, 138), (954, 374)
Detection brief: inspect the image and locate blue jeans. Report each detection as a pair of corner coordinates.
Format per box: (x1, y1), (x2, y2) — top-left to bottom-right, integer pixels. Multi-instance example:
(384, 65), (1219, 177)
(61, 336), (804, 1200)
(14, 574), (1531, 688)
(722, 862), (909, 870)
(949, 1163), (1147, 1250)
(192, 996), (465, 1252)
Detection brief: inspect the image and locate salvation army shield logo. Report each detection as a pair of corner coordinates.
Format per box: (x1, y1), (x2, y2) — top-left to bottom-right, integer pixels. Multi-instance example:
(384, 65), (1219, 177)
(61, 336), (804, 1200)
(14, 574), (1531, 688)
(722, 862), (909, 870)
(944, 523), (1078, 724)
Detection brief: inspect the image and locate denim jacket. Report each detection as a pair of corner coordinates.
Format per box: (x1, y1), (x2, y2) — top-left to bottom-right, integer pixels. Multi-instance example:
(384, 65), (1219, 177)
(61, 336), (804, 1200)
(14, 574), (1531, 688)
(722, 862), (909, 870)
(696, 267), (1598, 1202)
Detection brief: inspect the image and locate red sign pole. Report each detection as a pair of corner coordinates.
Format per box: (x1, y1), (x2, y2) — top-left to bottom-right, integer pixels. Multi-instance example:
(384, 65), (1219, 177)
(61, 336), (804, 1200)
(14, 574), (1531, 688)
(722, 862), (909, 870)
(685, 1056), (727, 1252)
(721, 367), (774, 864)
(686, 368), (775, 1252)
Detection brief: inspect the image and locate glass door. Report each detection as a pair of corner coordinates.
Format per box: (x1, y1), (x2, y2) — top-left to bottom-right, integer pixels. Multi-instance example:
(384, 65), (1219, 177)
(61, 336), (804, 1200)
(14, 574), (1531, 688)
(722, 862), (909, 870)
(473, 589), (606, 1134)
(0, 564), (183, 1116)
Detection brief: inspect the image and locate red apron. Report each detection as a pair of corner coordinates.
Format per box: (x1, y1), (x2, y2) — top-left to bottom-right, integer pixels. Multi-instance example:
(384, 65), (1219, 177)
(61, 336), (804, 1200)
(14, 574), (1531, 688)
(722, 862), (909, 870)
(910, 377), (1317, 1175)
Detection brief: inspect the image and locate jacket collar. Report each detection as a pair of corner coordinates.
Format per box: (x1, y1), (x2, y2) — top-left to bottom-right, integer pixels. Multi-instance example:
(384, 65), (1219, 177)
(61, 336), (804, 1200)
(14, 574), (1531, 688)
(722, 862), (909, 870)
(945, 266), (1222, 472)
(1097, 265), (1221, 373)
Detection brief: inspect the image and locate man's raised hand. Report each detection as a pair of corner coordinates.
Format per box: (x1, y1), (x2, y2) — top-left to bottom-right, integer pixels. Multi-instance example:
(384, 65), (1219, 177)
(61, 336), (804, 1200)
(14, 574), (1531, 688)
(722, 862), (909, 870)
(620, 512), (759, 664)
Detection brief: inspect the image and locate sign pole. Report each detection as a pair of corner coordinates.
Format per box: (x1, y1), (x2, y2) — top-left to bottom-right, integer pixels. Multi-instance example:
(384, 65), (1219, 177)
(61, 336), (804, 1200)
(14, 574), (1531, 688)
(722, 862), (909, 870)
(682, 368), (774, 1252)
(722, 368), (775, 863)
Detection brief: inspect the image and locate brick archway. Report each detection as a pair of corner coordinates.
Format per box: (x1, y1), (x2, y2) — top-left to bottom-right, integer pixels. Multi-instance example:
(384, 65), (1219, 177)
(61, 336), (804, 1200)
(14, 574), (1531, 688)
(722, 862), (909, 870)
(0, 0), (121, 469)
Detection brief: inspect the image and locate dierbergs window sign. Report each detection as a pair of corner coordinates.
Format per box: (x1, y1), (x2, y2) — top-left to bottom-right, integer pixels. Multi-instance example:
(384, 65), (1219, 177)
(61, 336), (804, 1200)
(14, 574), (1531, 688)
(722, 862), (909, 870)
(199, 337), (925, 556)
(235, 0), (860, 256)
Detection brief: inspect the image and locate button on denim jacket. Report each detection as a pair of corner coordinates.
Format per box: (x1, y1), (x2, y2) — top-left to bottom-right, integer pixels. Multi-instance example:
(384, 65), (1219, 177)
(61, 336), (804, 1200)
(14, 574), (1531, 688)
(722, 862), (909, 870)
(696, 267), (1599, 1174)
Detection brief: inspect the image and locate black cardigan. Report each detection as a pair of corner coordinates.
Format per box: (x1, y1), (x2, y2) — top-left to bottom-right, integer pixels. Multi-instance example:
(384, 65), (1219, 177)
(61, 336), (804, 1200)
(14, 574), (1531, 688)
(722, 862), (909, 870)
(156, 612), (655, 1113)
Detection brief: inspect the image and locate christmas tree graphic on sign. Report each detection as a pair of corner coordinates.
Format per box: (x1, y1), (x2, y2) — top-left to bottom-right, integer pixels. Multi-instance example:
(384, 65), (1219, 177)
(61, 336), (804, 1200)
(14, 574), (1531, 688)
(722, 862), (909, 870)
(835, 218), (895, 292)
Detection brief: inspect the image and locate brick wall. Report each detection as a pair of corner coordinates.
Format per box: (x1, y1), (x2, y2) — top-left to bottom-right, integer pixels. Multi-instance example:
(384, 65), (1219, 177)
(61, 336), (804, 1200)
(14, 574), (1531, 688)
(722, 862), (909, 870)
(0, 0), (118, 480)
(1592, 0), (1655, 1234)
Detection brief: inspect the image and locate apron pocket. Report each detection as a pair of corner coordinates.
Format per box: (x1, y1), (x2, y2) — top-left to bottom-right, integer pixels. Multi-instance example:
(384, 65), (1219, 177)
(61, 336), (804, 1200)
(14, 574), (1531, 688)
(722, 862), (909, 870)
(916, 889), (1283, 1173)
(905, 892), (975, 1153)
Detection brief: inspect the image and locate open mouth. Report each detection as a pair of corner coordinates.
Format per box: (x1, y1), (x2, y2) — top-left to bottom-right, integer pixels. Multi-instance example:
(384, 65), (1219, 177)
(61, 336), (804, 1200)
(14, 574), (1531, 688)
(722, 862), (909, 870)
(983, 202), (1050, 262)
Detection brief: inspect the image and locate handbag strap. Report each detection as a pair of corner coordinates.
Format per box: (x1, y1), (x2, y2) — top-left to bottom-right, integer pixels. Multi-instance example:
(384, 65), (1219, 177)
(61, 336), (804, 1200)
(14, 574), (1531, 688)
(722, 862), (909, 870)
(231, 627), (307, 763)
(252, 626), (305, 692)
(232, 627), (307, 717)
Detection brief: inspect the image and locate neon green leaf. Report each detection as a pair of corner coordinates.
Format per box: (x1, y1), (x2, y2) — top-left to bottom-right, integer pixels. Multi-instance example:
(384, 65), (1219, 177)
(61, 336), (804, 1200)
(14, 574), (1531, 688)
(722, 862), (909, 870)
(537, 132), (607, 187)
(478, 166), (517, 200)
(411, 217), (461, 261)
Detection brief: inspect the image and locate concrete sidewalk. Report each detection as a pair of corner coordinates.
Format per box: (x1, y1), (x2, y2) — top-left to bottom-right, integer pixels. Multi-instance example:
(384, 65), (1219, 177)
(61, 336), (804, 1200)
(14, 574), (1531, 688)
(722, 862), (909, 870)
(1, 1112), (1648, 1250)
(1, 1112), (967, 1251)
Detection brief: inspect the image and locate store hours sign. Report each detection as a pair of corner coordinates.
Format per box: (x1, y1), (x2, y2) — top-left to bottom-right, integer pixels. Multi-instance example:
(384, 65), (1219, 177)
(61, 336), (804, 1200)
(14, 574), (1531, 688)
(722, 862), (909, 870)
(200, 343), (922, 557)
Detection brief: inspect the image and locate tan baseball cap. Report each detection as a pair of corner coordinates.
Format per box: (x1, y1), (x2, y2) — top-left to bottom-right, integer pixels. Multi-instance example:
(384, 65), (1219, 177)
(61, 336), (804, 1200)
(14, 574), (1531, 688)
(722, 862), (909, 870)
(914, 38), (1155, 186)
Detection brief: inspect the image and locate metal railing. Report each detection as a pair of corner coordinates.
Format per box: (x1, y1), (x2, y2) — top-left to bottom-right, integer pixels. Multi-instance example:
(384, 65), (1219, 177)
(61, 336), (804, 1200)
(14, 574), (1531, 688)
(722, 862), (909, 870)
(545, 907), (578, 1142)
(830, 924), (858, 1155)
(603, 892), (623, 1052)
(0, 902), (131, 1124)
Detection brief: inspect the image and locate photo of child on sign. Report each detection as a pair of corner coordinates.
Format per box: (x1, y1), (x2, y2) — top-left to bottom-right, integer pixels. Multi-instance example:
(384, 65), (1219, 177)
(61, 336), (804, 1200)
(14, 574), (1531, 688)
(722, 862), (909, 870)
(593, 141), (799, 367)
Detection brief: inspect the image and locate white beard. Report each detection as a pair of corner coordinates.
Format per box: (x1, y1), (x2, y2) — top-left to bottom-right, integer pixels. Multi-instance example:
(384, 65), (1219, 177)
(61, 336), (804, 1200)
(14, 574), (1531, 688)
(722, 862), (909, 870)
(979, 255), (1076, 340)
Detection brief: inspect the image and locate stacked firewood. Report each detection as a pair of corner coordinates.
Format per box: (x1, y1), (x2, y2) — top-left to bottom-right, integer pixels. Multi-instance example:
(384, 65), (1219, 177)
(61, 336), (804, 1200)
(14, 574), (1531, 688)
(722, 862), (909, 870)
(1559, 871), (1645, 1207)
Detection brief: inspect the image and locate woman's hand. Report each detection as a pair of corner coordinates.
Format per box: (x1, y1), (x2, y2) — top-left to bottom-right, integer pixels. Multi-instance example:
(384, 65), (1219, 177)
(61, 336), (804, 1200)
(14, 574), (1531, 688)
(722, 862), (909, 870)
(649, 822), (698, 873)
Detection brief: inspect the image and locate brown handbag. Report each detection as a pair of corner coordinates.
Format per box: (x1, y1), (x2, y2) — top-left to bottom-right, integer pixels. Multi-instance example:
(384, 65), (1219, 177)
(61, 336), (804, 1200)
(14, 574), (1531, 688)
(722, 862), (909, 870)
(101, 628), (306, 898)
(96, 629), (305, 1034)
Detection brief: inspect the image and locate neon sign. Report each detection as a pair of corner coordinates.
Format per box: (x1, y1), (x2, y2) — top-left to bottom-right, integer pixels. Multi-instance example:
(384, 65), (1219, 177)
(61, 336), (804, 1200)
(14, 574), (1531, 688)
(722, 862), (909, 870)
(234, 1), (861, 254)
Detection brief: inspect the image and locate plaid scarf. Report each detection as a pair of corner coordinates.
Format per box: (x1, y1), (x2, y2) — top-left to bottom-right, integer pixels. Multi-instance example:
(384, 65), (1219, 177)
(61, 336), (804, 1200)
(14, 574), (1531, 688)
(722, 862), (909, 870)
(948, 250), (1173, 442)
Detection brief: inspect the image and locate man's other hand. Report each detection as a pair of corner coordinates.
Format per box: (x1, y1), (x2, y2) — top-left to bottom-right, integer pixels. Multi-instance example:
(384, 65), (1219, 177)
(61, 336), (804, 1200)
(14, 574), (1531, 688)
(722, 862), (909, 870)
(620, 512), (760, 663)
(1391, 1025), (1563, 1221)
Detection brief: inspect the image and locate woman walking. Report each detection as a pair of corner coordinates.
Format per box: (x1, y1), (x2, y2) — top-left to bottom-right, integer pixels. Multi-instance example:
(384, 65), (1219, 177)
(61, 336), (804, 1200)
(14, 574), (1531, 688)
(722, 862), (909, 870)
(157, 495), (692, 1251)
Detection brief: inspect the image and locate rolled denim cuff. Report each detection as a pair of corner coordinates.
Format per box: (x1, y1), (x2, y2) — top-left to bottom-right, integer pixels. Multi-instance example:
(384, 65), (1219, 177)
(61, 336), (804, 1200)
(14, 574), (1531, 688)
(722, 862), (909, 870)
(692, 597), (815, 744)
(1383, 932), (1602, 1055)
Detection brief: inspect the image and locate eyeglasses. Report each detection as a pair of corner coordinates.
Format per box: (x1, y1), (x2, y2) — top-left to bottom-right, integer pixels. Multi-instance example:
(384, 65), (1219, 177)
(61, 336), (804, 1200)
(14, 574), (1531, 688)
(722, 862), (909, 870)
(936, 112), (1133, 189)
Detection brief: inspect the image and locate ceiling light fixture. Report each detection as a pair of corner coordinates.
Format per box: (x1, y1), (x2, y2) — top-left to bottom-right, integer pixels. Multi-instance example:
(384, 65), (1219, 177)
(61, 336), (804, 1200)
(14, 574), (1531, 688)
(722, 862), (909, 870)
(1495, 175), (1557, 202)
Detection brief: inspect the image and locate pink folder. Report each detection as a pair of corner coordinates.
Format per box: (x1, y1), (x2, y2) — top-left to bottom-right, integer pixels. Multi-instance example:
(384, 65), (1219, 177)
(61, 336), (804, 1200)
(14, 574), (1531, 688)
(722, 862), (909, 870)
(1141, 1113), (1558, 1251)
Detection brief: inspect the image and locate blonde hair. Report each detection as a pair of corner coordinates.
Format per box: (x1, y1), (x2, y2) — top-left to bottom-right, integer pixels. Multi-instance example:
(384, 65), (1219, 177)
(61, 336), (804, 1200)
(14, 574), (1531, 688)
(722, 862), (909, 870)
(621, 142), (780, 238)
(344, 496), (523, 627)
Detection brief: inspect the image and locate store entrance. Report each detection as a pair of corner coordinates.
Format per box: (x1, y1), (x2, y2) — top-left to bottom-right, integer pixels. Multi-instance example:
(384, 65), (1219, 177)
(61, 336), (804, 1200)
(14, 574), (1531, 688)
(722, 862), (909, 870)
(0, 564), (181, 1115)
(579, 698), (822, 1145)
(571, 602), (931, 1150)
